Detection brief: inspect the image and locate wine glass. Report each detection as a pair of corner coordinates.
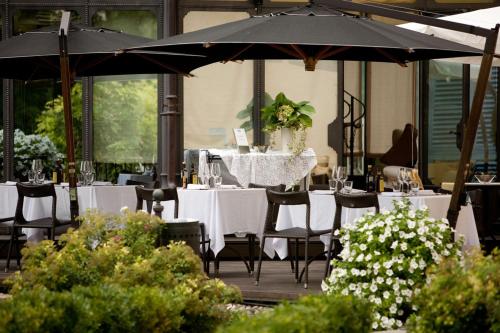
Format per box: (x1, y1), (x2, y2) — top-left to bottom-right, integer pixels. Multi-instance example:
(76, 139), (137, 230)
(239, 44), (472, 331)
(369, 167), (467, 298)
(210, 163), (221, 179)
(337, 166), (347, 192)
(398, 168), (406, 193)
(32, 159), (43, 184)
(199, 162), (210, 187)
(329, 165), (338, 193)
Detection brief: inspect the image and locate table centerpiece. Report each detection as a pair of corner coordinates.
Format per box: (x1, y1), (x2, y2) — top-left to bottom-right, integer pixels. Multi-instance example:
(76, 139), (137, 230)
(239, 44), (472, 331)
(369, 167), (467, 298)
(261, 92), (315, 155)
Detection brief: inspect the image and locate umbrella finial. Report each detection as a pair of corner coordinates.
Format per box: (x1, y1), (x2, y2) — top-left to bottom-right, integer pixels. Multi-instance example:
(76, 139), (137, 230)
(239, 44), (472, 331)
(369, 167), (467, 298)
(304, 57), (317, 71)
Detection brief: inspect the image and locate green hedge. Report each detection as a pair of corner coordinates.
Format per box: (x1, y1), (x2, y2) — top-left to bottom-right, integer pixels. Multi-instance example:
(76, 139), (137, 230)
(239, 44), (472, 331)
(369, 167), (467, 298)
(407, 250), (500, 333)
(218, 294), (372, 333)
(1, 211), (241, 333)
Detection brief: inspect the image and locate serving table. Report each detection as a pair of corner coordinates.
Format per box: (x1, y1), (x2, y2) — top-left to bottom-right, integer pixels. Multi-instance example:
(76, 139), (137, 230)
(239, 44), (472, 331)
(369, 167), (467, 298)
(204, 148), (317, 187)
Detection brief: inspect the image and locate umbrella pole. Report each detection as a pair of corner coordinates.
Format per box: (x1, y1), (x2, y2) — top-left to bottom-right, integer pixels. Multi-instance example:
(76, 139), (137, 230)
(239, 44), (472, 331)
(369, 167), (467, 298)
(446, 25), (499, 229)
(59, 12), (79, 222)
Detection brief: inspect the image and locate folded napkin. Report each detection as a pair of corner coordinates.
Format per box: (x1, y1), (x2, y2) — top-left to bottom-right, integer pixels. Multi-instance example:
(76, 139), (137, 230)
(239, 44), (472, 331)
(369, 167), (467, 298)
(3, 181), (17, 186)
(380, 192), (404, 197)
(60, 182), (69, 187)
(219, 185), (238, 189)
(416, 190), (437, 196)
(311, 190), (333, 195)
(93, 181), (113, 186)
(187, 184), (210, 190)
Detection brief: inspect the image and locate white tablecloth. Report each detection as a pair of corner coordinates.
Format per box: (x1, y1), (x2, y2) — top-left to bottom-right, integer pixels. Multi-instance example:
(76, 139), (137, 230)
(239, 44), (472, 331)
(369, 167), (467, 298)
(273, 193), (480, 259)
(205, 148), (317, 188)
(0, 184), (137, 242)
(161, 188), (270, 257)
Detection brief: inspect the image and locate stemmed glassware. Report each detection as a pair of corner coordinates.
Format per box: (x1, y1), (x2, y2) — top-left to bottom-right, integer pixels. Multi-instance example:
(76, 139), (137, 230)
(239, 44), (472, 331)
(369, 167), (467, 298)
(210, 163), (222, 188)
(32, 159), (44, 184)
(80, 160), (95, 186)
(199, 162), (211, 187)
(329, 166), (338, 192)
(337, 166), (347, 192)
(398, 167), (406, 193)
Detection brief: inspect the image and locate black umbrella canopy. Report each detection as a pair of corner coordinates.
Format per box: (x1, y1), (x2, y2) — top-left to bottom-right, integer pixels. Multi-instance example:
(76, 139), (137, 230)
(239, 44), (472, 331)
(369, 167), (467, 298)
(0, 24), (206, 80)
(127, 3), (482, 70)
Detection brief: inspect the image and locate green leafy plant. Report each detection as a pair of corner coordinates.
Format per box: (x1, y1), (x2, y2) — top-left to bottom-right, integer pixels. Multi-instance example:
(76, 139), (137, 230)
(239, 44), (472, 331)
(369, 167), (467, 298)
(261, 92), (315, 132)
(2, 211), (241, 333)
(322, 199), (463, 331)
(236, 93), (274, 131)
(218, 294), (372, 333)
(407, 250), (500, 333)
(0, 129), (63, 180)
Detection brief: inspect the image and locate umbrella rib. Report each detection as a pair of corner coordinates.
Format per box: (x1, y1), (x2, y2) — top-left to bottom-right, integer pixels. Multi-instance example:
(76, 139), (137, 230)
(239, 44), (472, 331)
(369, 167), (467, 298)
(133, 53), (193, 76)
(268, 44), (303, 59)
(77, 54), (116, 74)
(223, 44), (255, 63)
(316, 46), (352, 60)
(290, 44), (309, 60)
(374, 48), (407, 67)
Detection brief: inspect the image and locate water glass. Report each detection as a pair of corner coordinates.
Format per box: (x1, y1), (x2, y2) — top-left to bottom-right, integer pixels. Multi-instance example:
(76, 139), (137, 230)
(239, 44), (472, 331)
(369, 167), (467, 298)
(214, 176), (222, 189)
(85, 172), (95, 186)
(329, 179), (337, 193)
(27, 170), (36, 184)
(36, 172), (45, 184)
(343, 180), (353, 194)
(410, 181), (419, 196)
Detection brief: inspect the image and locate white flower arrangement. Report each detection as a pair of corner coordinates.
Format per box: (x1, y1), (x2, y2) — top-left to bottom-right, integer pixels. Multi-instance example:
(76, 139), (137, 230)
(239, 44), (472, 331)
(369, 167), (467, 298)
(322, 199), (463, 331)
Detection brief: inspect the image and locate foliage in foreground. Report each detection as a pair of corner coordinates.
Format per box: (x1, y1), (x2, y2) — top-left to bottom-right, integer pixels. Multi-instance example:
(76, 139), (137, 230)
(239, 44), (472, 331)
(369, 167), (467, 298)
(218, 294), (372, 333)
(407, 250), (500, 333)
(0, 211), (240, 333)
(323, 199), (463, 330)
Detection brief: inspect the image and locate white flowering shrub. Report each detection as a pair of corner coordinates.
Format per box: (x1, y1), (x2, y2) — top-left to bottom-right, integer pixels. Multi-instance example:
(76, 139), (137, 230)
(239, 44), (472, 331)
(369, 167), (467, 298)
(0, 129), (62, 179)
(322, 199), (463, 331)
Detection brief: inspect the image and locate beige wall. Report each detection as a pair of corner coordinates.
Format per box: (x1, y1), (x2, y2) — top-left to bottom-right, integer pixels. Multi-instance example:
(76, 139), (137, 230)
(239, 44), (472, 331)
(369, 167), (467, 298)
(183, 11), (253, 148)
(266, 60), (338, 167)
(367, 62), (415, 155)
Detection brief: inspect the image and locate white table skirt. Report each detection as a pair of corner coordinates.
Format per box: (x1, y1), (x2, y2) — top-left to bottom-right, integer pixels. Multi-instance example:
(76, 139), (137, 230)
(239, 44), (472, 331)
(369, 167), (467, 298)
(161, 188), (270, 257)
(272, 193), (480, 259)
(0, 185), (137, 242)
(205, 148), (318, 188)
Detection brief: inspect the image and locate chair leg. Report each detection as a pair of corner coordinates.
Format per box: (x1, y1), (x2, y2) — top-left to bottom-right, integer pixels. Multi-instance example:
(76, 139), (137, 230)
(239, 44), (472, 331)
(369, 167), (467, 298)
(287, 239), (295, 273)
(255, 236), (266, 286)
(200, 225), (208, 274)
(324, 236), (335, 279)
(248, 234), (255, 274)
(294, 238), (299, 282)
(214, 255), (220, 277)
(5, 228), (15, 272)
(304, 236), (309, 289)
(15, 233), (21, 269)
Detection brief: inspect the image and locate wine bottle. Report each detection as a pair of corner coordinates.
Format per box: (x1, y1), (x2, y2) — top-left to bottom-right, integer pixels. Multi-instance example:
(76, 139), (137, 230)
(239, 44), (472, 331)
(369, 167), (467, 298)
(191, 163), (198, 184)
(181, 162), (188, 189)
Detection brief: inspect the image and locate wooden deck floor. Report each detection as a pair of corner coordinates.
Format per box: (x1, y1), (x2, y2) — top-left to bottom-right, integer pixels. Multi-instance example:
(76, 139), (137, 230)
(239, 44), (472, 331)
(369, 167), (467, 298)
(210, 260), (324, 302)
(0, 259), (326, 302)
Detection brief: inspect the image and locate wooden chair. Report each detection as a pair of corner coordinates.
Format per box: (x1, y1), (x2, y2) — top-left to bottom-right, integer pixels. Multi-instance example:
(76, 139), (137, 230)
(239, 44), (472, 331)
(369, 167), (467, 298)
(309, 184), (330, 191)
(134, 186), (210, 273)
(5, 183), (73, 272)
(255, 189), (331, 289)
(213, 183), (286, 276)
(324, 192), (379, 277)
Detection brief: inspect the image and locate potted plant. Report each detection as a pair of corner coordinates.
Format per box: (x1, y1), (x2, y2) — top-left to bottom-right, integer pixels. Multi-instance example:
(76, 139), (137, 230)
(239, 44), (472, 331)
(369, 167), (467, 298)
(261, 92), (315, 155)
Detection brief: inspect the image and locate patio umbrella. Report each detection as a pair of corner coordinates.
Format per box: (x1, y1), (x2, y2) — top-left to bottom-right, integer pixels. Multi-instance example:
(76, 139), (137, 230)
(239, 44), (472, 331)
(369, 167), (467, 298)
(126, 2), (482, 71)
(0, 12), (206, 221)
(126, 1), (498, 229)
(399, 6), (500, 66)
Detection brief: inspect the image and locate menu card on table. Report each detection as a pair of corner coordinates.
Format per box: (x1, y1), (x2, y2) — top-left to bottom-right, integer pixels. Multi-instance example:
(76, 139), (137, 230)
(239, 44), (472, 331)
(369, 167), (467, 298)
(233, 128), (250, 154)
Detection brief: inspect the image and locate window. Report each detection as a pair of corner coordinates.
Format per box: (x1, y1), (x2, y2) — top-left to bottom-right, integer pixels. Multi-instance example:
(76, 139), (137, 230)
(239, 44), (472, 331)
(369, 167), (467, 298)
(91, 10), (158, 180)
(183, 11), (253, 149)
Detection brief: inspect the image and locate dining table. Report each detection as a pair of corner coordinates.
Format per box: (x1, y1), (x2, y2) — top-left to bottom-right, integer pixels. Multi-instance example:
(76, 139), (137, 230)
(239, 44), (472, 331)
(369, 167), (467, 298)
(0, 183), (137, 242)
(273, 191), (479, 258)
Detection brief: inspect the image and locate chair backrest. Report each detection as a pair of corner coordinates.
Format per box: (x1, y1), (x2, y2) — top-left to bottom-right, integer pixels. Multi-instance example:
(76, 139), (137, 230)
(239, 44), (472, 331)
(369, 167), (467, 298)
(135, 186), (178, 218)
(264, 189), (311, 232)
(126, 179), (157, 188)
(248, 183), (286, 192)
(15, 183), (57, 224)
(333, 192), (380, 230)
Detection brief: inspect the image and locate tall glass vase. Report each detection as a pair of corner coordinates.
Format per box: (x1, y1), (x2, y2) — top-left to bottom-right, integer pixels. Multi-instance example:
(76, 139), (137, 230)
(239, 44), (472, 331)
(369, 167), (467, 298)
(281, 127), (292, 153)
